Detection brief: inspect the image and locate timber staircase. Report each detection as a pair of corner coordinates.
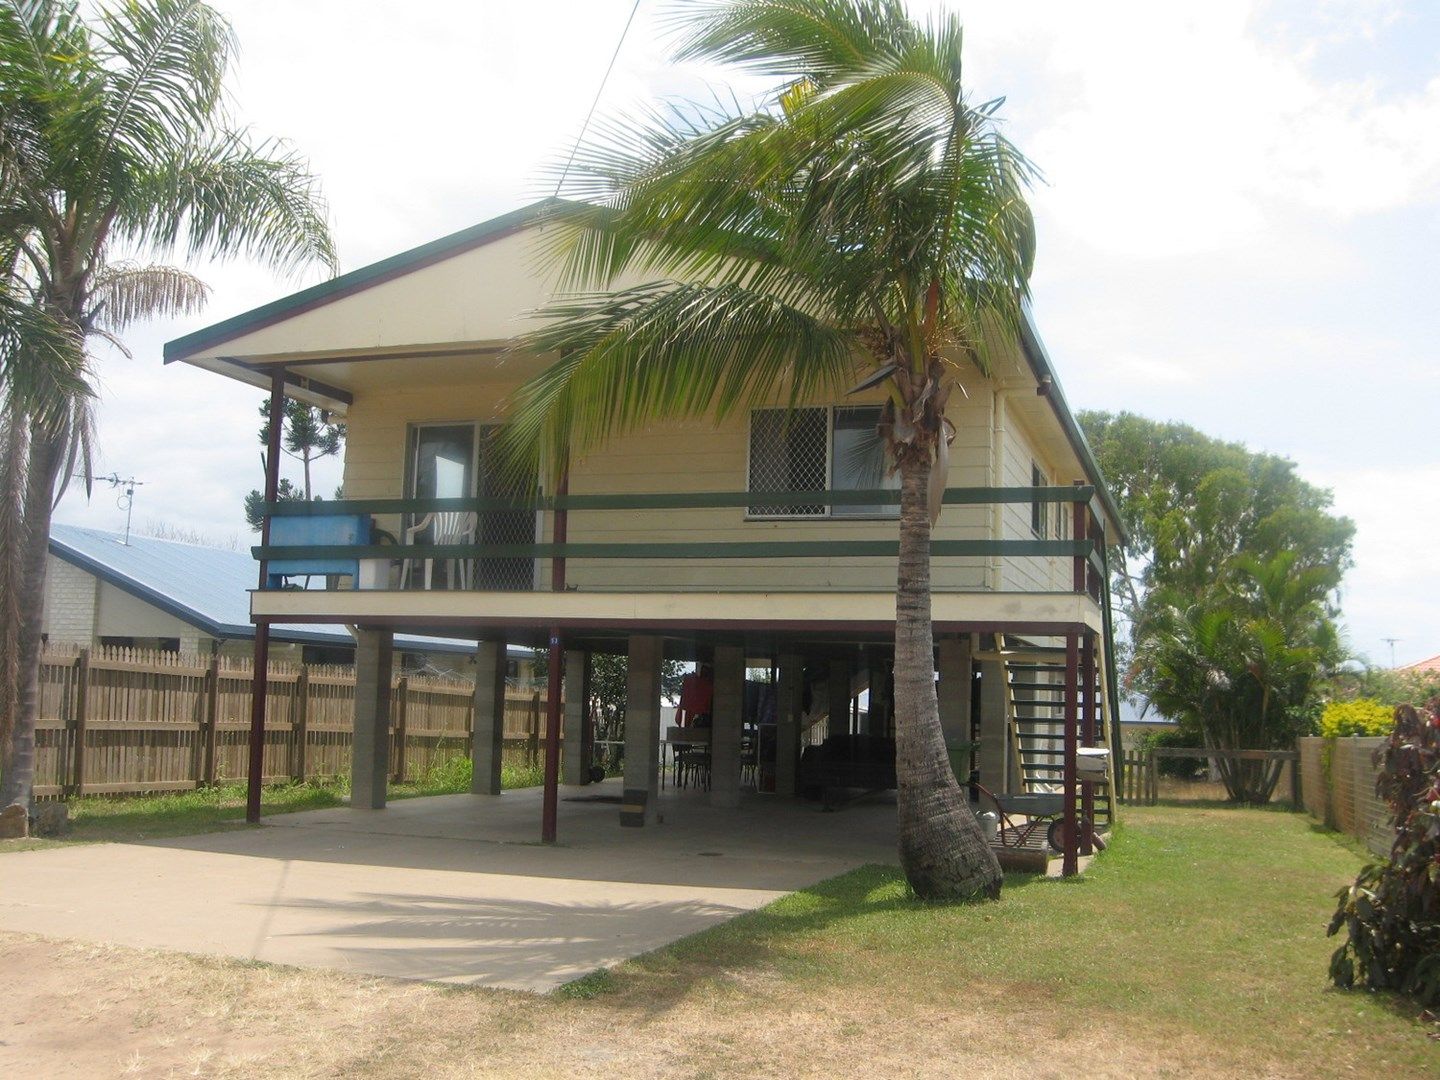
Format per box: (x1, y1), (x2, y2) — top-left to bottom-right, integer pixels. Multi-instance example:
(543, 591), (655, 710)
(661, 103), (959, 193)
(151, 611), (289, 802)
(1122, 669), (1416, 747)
(995, 633), (1117, 832)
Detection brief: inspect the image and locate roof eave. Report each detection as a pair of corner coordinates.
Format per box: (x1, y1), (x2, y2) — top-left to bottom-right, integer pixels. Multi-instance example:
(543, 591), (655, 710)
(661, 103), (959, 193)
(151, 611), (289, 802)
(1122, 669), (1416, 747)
(163, 197), (567, 365)
(1017, 307), (1129, 546)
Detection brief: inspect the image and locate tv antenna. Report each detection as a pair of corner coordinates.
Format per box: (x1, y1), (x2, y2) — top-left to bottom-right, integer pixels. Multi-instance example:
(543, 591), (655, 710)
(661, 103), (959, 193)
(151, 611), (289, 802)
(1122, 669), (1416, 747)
(89, 472), (146, 545)
(1382, 637), (1402, 668)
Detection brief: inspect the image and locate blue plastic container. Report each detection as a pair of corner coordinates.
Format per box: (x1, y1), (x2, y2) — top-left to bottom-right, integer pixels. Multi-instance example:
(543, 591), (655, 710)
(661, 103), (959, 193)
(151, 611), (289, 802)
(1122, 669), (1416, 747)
(265, 513), (367, 587)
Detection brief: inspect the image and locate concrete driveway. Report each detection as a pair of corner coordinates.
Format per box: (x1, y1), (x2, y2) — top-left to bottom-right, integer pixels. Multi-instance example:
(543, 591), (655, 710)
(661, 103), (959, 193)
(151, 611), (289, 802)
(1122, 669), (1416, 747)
(0, 781), (897, 991)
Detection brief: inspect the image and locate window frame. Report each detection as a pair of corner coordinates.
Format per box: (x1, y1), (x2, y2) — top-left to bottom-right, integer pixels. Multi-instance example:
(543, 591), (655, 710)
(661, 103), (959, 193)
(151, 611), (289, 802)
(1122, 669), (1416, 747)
(1031, 462), (1048, 539)
(745, 405), (899, 521)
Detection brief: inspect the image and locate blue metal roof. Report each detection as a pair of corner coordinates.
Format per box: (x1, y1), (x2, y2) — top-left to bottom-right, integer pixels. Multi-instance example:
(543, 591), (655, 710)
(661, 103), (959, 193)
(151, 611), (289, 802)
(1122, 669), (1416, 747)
(48, 524), (503, 658)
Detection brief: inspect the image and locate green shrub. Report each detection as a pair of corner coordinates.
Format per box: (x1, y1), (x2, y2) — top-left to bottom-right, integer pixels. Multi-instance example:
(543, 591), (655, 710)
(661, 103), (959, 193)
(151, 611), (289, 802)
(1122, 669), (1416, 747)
(1139, 728), (1207, 779)
(1328, 703), (1440, 1005)
(1319, 699), (1394, 739)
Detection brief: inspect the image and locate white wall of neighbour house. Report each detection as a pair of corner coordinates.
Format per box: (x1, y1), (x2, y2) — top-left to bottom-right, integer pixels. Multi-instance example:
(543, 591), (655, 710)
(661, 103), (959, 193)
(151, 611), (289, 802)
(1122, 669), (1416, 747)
(95, 581), (208, 652)
(42, 555), (99, 646)
(340, 374), (1000, 594)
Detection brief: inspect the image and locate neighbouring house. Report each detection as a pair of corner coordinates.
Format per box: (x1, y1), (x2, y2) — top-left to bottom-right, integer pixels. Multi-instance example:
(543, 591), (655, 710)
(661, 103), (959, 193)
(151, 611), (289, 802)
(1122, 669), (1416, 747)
(163, 199), (1126, 861)
(44, 523), (539, 682)
(1116, 694), (1176, 749)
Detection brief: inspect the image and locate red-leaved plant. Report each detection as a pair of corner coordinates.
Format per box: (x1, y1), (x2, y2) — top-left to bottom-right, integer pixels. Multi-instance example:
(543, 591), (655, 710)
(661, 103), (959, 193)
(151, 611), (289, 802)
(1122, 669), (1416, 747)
(1328, 701), (1440, 1004)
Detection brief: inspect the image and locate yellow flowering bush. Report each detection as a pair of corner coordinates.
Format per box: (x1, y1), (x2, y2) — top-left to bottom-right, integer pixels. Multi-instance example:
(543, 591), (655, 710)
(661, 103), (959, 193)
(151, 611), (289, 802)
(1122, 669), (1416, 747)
(1319, 698), (1395, 739)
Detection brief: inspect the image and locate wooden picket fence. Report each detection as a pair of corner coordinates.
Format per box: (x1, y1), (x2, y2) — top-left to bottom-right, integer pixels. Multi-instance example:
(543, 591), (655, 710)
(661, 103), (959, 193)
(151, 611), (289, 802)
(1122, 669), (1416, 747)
(1117, 747), (1300, 807)
(31, 644), (550, 798)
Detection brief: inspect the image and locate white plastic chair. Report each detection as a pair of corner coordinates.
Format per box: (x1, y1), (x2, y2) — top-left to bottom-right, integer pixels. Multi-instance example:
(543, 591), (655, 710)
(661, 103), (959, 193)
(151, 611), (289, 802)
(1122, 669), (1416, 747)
(401, 511), (477, 590)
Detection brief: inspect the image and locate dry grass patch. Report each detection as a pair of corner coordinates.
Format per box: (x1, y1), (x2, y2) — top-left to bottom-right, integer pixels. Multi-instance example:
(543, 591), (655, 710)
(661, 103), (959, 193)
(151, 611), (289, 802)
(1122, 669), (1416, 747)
(2, 806), (1436, 1078)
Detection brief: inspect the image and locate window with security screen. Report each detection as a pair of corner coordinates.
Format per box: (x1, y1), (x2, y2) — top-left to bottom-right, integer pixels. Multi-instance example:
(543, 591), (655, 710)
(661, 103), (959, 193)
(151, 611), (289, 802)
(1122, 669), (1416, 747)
(748, 408), (828, 516)
(748, 406), (898, 518)
(832, 406), (898, 516)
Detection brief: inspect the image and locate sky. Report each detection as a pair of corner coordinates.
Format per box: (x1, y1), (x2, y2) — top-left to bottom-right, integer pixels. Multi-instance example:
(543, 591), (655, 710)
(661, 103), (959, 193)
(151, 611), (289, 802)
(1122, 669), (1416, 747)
(52, 0), (1440, 668)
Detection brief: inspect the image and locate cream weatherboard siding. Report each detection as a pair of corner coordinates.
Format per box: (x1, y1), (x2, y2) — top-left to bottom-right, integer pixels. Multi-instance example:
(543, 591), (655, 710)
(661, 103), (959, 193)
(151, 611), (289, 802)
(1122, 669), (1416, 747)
(341, 377), (1010, 595)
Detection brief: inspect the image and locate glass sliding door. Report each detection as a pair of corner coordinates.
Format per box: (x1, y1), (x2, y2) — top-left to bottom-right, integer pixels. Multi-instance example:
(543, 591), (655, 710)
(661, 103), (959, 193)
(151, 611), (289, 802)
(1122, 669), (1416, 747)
(405, 422), (536, 591)
(406, 424), (477, 589)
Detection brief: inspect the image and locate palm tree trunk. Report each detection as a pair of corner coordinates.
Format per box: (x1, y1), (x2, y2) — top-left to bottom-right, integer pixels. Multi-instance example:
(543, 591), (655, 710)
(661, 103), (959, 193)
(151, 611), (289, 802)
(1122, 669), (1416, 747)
(0, 432), (64, 817)
(893, 448), (1002, 901)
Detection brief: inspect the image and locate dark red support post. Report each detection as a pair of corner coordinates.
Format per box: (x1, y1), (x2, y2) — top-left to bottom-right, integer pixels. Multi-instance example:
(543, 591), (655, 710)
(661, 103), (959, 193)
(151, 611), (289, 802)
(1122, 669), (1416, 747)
(1062, 631), (1079, 877)
(246, 366), (287, 824)
(541, 460), (569, 843)
(1080, 631), (1096, 857)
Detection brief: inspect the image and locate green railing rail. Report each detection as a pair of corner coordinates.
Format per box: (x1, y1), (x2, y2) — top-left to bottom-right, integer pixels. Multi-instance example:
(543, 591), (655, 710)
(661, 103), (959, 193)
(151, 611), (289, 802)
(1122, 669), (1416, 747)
(263, 484), (1097, 516)
(254, 485), (1107, 583)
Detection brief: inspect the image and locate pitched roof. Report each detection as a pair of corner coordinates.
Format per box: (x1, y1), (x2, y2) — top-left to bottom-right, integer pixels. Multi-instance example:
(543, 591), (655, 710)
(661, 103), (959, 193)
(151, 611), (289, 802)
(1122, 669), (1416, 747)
(1401, 653), (1440, 673)
(163, 198), (564, 364)
(48, 524), (496, 657)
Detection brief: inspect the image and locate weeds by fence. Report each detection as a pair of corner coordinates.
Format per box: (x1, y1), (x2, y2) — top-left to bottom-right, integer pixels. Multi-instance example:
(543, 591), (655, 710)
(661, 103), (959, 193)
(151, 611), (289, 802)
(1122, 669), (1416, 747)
(32, 645), (551, 798)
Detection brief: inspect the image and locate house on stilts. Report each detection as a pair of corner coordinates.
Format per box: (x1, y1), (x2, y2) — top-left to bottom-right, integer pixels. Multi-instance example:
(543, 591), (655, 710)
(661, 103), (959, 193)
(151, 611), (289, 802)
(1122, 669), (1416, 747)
(164, 199), (1126, 875)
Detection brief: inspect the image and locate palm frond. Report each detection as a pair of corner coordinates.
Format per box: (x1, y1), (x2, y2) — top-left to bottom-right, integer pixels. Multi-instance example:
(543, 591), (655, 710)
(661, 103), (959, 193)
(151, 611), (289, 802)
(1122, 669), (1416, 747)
(91, 0), (233, 164)
(87, 261), (209, 330)
(502, 280), (857, 481)
(121, 129), (336, 276)
(0, 289), (88, 426)
(667, 0), (913, 84)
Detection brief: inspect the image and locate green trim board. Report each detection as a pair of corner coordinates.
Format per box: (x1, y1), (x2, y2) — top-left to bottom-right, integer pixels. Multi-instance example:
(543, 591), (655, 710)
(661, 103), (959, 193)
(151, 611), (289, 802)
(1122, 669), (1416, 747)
(254, 538), (1095, 562)
(163, 199), (565, 363)
(265, 485), (1097, 516)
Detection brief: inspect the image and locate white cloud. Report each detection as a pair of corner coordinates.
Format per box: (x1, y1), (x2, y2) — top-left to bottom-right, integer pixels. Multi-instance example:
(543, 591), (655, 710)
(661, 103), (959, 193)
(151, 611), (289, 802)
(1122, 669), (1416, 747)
(1307, 464), (1440, 667)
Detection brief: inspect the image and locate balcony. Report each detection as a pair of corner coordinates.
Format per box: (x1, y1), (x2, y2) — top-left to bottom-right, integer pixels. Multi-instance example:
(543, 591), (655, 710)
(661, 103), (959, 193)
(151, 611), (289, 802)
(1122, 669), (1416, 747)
(249, 486), (1112, 640)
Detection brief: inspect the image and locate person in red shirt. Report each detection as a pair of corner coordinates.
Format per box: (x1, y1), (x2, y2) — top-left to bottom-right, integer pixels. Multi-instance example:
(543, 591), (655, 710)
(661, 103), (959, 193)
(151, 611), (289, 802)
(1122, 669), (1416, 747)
(675, 663), (714, 728)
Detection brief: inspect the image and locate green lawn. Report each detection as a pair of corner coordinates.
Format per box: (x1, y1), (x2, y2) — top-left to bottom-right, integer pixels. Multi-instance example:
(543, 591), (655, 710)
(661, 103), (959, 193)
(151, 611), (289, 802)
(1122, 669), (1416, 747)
(2, 757), (542, 852)
(576, 805), (1439, 1076)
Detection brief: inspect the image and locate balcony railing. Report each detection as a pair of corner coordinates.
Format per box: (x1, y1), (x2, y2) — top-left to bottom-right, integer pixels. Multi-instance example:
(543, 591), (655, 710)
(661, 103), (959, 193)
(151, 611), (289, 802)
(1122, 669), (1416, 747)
(253, 485), (1108, 596)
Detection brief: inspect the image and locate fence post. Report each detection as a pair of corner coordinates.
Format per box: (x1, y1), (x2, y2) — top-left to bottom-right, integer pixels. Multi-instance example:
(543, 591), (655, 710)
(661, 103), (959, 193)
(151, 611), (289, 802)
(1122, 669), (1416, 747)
(200, 652), (220, 786)
(528, 690), (541, 768)
(291, 665), (310, 782)
(1290, 743), (1301, 810)
(67, 649), (90, 796)
(392, 676), (409, 783)
(1147, 748), (1157, 806)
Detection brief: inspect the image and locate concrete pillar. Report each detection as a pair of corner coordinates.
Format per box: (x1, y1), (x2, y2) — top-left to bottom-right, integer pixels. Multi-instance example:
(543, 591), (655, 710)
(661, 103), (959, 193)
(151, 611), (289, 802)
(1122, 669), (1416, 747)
(710, 644), (744, 808)
(562, 649), (589, 785)
(978, 652), (1010, 793)
(827, 657), (851, 738)
(470, 639), (507, 795)
(938, 636), (972, 784)
(775, 652), (803, 796)
(621, 635), (663, 826)
(351, 628), (393, 809)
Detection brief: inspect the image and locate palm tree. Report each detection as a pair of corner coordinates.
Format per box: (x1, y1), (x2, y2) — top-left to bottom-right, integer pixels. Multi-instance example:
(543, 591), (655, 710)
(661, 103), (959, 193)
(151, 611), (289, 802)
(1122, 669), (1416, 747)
(1142, 552), (1343, 802)
(0, 0), (336, 822)
(506, 0), (1037, 900)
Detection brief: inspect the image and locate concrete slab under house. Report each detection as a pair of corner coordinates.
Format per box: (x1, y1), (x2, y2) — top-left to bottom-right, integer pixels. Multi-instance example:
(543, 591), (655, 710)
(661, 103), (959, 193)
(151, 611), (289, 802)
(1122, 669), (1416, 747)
(163, 199), (1126, 880)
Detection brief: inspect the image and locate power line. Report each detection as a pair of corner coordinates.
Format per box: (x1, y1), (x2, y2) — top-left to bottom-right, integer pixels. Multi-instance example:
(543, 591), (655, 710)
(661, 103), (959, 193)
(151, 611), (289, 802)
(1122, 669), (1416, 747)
(554, 0), (644, 197)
